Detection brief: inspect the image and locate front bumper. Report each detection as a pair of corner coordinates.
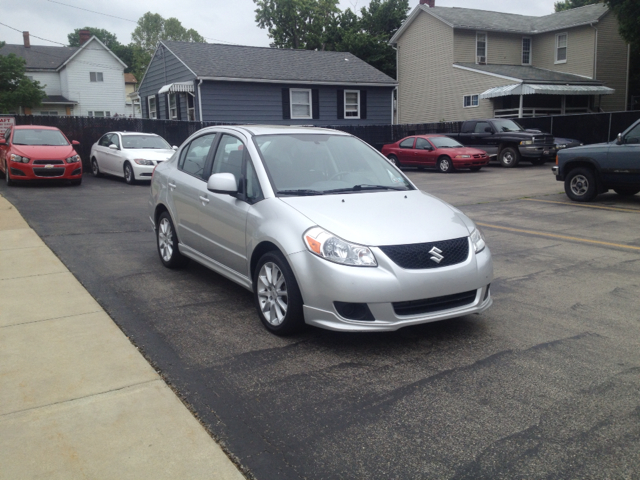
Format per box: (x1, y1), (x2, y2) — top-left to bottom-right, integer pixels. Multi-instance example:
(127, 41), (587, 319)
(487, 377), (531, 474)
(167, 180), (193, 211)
(132, 161), (164, 180)
(519, 145), (557, 158)
(8, 161), (82, 180)
(551, 165), (564, 181)
(452, 158), (490, 168)
(288, 242), (493, 332)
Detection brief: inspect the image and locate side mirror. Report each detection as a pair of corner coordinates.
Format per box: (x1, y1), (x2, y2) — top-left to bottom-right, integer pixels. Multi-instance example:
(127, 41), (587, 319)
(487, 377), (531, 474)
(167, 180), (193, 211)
(109, 144), (118, 150)
(423, 146), (432, 151)
(617, 133), (623, 145)
(72, 140), (80, 145)
(207, 172), (237, 195)
(172, 145), (178, 151)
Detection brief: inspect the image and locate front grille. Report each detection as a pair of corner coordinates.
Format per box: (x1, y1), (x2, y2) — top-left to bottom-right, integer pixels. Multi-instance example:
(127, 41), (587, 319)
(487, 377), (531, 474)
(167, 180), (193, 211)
(33, 167), (65, 177)
(534, 135), (554, 145)
(33, 160), (64, 165)
(379, 237), (469, 269)
(393, 290), (477, 316)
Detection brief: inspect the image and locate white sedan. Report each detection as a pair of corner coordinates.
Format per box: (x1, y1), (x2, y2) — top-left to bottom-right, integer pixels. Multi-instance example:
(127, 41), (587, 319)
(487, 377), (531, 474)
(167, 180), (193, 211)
(90, 132), (177, 184)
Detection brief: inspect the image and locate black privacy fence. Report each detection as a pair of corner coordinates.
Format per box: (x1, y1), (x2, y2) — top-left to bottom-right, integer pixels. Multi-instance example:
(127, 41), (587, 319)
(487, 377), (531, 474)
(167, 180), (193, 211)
(14, 110), (640, 169)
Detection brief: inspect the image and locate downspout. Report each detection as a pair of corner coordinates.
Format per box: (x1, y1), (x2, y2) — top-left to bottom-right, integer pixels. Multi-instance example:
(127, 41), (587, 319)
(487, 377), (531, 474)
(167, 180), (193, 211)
(591, 23), (598, 111)
(626, 44), (630, 111)
(392, 45), (399, 125)
(197, 78), (203, 122)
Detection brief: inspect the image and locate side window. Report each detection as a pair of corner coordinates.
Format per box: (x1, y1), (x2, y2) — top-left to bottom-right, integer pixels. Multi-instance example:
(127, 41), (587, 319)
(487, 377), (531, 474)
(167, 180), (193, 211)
(5, 128), (11, 142)
(399, 138), (415, 149)
(212, 134), (245, 187)
(475, 122), (491, 133)
(178, 134), (216, 180)
(99, 134), (112, 147)
(461, 122), (476, 134)
(245, 160), (264, 204)
(415, 138), (431, 149)
(624, 124), (640, 144)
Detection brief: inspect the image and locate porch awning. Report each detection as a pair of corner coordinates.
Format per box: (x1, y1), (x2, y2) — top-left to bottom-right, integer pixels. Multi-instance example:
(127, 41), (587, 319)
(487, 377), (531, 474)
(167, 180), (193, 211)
(480, 83), (615, 99)
(158, 82), (195, 94)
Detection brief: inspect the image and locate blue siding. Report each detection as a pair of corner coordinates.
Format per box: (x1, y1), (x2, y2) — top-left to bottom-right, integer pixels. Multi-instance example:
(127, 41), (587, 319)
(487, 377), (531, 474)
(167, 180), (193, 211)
(199, 81), (393, 125)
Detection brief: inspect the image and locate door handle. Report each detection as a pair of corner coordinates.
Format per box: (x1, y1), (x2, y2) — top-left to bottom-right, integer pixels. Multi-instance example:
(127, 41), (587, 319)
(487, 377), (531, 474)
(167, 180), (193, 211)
(199, 195), (210, 204)
(168, 182), (176, 190)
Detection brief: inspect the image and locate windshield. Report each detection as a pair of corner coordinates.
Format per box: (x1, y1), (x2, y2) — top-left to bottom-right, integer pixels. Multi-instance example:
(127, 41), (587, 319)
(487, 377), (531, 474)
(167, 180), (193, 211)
(12, 129), (69, 146)
(255, 134), (413, 195)
(492, 119), (524, 132)
(122, 135), (171, 149)
(429, 136), (463, 148)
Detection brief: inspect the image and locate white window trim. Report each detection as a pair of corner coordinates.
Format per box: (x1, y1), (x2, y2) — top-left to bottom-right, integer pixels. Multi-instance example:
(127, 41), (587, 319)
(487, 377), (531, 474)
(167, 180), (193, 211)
(463, 94), (479, 108)
(476, 32), (487, 64)
(169, 93), (178, 119)
(522, 37), (532, 65)
(290, 88), (312, 120)
(344, 90), (360, 119)
(148, 97), (157, 119)
(555, 33), (568, 64)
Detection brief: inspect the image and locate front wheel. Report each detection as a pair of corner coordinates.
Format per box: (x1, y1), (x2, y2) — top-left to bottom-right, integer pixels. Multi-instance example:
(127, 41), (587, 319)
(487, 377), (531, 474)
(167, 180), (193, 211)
(499, 147), (520, 168)
(613, 187), (640, 197)
(254, 251), (305, 336)
(157, 212), (190, 268)
(124, 162), (136, 185)
(5, 163), (14, 186)
(91, 158), (102, 177)
(388, 155), (400, 167)
(437, 156), (454, 173)
(565, 168), (597, 202)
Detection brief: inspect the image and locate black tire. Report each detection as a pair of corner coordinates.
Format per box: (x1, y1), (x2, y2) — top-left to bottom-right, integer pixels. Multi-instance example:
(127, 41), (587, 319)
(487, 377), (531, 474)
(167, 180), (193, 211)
(437, 156), (454, 173)
(156, 211), (190, 268)
(530, 158), (546, 166)
(124, 162), (136, 185)
(613, 187), (640, 197)
(565, 167), (598, 202)
(254, 250), (305, 336)
(70, 176), (82, 186)
(5, 163), (14, 186)
(91, 158), (102, 177)
(469, 167), (482, 172)
(388, 155), (401, 167)
(498, 146), (520, 168)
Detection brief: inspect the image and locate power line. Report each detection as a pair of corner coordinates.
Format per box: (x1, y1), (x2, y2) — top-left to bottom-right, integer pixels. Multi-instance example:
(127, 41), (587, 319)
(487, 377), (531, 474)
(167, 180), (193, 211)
(0, 21), (67, 46)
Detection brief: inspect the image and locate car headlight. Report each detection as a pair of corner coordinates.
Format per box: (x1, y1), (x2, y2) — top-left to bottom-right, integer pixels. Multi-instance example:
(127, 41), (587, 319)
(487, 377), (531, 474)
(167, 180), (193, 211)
(470, 228), (486, 253)
(304, 226), (377, 267)
(520, 139), (534, 145)
(455, 154), (471, 158)
(66, 155), (80, 163)
(133, 158), (154, 165)
(10, 154), (30, 163)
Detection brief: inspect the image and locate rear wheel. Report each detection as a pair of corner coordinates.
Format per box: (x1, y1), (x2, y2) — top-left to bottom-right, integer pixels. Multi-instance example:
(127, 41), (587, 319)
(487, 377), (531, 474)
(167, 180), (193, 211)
(613, 187), (640, 197)
(499, 147), (520, 168)
(157, 212), (190, 268)
(565, 167), (597, 202)
(124, 162), (136, 185)
(254, 251), (305, 336)
(437, 156), (454, 173)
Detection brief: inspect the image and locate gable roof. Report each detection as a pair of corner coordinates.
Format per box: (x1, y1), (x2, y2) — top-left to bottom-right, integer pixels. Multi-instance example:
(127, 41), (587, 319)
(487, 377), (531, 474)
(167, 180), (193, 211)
(160, 41), (396, 86)
(390, 3), (609, 43)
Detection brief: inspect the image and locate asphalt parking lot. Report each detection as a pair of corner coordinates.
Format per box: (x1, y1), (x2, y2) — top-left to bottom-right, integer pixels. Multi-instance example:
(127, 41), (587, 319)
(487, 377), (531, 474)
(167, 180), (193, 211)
(2, 162), (639, 479)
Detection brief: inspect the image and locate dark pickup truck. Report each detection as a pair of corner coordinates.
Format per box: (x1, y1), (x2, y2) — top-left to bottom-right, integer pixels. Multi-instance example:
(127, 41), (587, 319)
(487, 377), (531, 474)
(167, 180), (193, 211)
(448, 119), (557, 167)
(552, 118), (640, 202)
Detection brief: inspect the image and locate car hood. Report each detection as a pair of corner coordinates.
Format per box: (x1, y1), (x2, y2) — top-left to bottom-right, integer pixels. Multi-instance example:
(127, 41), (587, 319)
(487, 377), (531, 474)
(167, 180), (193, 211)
(279, 190), (472, 246)
(11, 145), (77, 159)
(122, 148), (175, 160)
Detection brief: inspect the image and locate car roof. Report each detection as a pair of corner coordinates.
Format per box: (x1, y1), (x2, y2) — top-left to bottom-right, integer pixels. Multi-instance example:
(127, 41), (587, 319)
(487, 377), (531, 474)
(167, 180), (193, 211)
(195, 125), (352, 137)
(108, 132), (161, 136)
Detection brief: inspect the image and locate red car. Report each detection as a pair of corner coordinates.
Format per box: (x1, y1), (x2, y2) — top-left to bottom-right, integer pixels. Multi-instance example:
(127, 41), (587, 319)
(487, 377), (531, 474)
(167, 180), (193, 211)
(381, 134), (489, 173)
(0, 125), (83, 186)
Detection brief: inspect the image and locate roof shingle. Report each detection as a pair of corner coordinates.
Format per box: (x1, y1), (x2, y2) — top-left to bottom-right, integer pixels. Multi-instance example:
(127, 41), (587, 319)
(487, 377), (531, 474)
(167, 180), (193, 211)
(0, 44), (78, 70)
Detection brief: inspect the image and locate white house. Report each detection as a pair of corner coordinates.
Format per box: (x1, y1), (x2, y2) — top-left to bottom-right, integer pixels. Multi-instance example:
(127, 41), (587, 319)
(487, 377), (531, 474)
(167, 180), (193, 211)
(0, 30), (128, 117)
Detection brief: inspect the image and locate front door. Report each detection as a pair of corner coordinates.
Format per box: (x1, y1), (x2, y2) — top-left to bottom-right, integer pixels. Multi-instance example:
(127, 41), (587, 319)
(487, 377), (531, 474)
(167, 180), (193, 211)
(413, 137), (437, 166)
(606, 123), (640, 185)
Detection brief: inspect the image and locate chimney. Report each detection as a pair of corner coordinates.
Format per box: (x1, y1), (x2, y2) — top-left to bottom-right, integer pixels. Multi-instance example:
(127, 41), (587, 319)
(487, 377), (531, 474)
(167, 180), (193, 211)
(79, 29), (91, 46)
(420, 0), (435, 6)
(23, 31), (30, 48)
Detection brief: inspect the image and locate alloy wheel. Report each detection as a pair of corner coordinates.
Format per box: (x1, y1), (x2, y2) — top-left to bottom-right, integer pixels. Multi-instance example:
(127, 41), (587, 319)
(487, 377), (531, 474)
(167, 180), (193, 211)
(257, 262), (288, 326)
(570, 174), (589, 197)
(158, 217), (174, 262)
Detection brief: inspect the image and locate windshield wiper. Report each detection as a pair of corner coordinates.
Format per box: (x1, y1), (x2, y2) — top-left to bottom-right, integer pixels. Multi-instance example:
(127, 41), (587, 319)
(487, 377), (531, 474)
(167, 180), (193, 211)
(277, 189), (324, 196)
(325, 184), (408, 194)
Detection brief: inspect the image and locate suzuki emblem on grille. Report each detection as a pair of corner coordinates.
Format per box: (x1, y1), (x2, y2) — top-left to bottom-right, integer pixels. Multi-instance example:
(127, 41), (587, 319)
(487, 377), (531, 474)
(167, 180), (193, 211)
(429, 246), (444, 264)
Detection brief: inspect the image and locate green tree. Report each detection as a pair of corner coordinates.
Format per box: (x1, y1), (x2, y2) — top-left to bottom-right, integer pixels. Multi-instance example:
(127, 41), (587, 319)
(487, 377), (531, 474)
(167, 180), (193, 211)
(132, 12), (205, 57)
(67, 27), (119, 48)
(605, 0), (640, 46)
(554, 0), (601, 12)
(0, 53), (46, 113)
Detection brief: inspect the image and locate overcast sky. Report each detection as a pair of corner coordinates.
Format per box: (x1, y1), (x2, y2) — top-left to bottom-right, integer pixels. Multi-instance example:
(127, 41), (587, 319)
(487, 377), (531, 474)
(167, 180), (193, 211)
(1, 0), (559, 48)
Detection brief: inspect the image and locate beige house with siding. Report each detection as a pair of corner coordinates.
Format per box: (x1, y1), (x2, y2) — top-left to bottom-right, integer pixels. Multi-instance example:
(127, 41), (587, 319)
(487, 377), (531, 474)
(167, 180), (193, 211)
(390, 1), (630, 124)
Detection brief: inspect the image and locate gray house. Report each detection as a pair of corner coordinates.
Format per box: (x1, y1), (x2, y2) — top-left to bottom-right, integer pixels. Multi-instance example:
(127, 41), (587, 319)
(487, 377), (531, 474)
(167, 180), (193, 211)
(390, 1), (629, 123)
(137, 41), (397, 125)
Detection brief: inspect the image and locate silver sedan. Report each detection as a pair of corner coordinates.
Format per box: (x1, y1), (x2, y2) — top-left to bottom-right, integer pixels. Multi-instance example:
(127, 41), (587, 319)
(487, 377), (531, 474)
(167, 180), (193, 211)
(149, 125), (493, 335)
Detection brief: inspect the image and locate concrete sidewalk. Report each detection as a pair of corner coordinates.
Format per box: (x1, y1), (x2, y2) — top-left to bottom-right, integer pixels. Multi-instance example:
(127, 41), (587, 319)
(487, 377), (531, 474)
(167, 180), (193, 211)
(0, 195), (245, 479)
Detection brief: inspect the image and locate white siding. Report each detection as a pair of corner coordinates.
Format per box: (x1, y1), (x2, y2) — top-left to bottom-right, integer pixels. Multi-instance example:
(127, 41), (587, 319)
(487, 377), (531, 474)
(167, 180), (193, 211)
(28, 72), (62, 96)
(61, 39), (126, 116)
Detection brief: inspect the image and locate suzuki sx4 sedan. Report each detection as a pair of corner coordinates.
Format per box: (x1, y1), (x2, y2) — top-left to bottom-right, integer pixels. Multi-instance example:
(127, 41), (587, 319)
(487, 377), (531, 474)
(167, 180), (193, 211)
(149, 126), (493, 335)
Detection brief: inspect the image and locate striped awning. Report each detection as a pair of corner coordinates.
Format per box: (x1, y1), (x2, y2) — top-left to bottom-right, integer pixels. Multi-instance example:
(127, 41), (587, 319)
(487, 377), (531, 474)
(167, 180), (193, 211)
(480, 83), (615, 99)
(158, 82), (195, 94)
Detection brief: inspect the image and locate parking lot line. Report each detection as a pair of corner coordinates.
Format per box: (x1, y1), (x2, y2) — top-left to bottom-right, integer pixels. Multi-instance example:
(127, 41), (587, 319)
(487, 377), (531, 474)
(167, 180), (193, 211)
(477, 222), (640, 251)
(524, 198), (640, 213)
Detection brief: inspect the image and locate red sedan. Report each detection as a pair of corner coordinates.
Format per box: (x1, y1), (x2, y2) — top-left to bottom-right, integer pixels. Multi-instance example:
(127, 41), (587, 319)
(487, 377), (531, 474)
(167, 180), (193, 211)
(381, 134), (489, 173)
(0, 125), (83, 186)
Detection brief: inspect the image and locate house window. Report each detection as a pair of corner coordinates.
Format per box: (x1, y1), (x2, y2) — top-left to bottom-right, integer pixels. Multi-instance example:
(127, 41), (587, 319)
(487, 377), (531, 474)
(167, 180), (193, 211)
(169, 93), (177, 119)
(88, 111), (110, 117)
(148, 96), (157, 119)
(290, 89), (312, 119)
(187, 94), (195, 121)
(476, 33), (487, 64)
(555, 33), (567, 63)
(522, 37), (532, 65)
(90, 72), (104, 82)
(39, 111), (59, 116)
(344, 90), (360, 118)
(463, 95), (479, 108)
